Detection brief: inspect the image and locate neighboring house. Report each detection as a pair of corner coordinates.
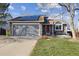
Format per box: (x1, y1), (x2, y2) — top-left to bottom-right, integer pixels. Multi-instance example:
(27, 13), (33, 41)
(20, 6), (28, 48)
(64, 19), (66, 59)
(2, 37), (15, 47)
(8, 15), (68, 38)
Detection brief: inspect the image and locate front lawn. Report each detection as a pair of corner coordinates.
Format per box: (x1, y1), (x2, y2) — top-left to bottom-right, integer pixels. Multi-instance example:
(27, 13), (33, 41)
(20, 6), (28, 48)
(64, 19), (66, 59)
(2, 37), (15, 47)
(31, 37), (79, 56)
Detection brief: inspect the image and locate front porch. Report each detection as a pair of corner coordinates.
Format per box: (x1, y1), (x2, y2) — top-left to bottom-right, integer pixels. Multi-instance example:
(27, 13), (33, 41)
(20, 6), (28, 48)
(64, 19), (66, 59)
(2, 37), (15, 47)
(42, 23), (68, 36)
(42, 24), (54, 36)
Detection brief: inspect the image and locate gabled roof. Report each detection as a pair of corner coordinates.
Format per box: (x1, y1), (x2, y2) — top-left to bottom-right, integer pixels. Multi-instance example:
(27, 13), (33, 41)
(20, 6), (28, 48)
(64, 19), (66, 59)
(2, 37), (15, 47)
(11, 16), (40, 21)
(9, 15), (45, 22)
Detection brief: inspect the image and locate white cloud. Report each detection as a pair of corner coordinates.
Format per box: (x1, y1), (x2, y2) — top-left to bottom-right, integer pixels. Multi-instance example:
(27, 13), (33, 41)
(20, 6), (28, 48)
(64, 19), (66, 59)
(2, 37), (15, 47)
(37, 3), (61, 9)
(48, 3), (60, 8)
(48, 4), (62, 9)
(8, 5), (14, 10)
(41, 9), (48, 12)
(21, 6), (26, 11)
(37, 3), (54, 9)
(56, 5), (62, 8)
(37, 4), (43, 8)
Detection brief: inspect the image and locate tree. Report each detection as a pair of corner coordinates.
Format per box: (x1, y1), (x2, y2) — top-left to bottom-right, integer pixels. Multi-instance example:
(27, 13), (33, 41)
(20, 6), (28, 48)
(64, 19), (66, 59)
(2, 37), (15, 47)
(0, 3), (10, 25)
(37, 3), (65, 20)
(37, 3), (79, 39)
(59, 3), (79, 39)
(0, 3), (10, 17)
(0, 3), (12, 36)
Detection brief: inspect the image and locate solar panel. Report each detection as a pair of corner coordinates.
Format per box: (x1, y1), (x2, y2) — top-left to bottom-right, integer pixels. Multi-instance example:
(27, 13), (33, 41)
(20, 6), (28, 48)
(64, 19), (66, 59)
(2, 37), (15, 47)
(12, 15), (40, 21)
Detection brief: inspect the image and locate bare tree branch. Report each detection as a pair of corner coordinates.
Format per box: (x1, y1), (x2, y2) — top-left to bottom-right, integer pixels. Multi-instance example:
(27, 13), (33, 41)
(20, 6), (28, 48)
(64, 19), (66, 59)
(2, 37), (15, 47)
(58, 3), (77, 39)
(53, 11), (65, 18)
(74, 8), (79, 11)
(58, 3), (70, 12)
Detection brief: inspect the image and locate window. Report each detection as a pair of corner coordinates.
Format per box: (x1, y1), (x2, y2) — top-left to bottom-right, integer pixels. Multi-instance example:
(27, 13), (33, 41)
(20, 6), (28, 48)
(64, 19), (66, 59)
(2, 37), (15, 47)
(55, 24), (62, 31)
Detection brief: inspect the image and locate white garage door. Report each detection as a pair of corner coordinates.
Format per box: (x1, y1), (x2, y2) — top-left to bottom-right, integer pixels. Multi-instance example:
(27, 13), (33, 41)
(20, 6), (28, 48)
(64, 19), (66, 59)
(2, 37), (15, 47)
(12, 24), (40, 38)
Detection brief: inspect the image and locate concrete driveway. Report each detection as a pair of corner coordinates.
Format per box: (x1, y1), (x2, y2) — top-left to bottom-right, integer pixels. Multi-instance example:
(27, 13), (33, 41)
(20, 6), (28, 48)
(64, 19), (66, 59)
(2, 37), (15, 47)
(0, 39), (37, 56)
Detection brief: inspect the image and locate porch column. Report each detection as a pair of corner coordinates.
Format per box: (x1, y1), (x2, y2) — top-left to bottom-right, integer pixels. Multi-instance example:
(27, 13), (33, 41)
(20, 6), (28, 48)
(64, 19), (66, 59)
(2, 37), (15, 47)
(52, 25), (54, 36)
(39, 24), (42, 37)
(65, 26), (67, 35)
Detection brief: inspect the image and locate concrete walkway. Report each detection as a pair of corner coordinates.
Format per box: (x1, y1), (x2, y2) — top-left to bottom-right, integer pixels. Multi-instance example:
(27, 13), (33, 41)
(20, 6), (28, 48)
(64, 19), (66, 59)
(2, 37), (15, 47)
(0, 39), (37, 56)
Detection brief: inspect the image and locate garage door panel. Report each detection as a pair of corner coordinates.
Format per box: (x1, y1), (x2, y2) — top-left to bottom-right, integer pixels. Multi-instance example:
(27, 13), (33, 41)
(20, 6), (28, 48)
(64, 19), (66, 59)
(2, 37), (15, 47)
(13, 25), (26, 36)
(13, 24), (39, 37)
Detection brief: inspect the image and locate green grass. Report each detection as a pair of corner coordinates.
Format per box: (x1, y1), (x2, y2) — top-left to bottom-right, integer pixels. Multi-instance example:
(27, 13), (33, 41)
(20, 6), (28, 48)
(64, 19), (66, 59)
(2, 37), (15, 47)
(31, 38), (79, 56)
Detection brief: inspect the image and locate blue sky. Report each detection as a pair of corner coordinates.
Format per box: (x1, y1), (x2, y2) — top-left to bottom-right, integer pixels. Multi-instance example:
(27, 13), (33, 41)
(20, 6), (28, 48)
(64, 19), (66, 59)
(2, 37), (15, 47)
(8, 3), (65, 18)
(7, 3), (79, 28)
(8, 3), (44, 17)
